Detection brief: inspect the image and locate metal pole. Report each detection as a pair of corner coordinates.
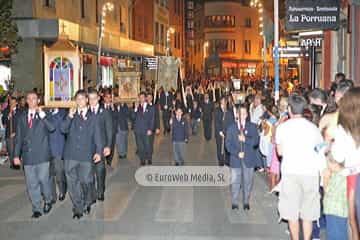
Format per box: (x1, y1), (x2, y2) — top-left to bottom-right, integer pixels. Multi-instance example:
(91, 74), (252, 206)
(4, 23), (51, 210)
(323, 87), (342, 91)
(351, 4), (356, 79)
(97, 14), (103, 88)
(263, 35), (267, 88)
(274, 0), (280, 102)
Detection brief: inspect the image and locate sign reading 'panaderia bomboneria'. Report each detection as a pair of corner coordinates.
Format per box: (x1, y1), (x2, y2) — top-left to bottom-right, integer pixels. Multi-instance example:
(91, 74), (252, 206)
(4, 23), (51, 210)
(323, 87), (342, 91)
(285, 0), (340, 31)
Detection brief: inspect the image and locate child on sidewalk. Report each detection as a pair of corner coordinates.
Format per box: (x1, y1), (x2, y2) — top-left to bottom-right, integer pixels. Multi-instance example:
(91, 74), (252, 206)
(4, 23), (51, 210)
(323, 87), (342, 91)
(323, 150), (348, 240)
(170, 107), (189, 166)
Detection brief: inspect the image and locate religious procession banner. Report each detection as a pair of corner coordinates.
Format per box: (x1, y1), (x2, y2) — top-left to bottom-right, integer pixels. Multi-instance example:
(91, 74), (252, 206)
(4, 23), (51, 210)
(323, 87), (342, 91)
(156, 56), (181, 91)
(115, 71), (141, 103)
(43, 37), (81, 108)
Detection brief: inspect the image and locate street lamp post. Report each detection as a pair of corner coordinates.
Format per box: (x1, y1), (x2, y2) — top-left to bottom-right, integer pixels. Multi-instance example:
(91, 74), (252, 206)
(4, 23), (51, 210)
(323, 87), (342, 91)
(97, 2), (114, 87)
(203, 41), (209, 74)
(250, 0), (267, 88)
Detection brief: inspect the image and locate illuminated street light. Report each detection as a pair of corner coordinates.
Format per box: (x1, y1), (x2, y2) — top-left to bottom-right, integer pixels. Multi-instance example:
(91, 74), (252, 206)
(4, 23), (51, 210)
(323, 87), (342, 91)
(97, 2), (114, 87)
(166, 27), (175, 56)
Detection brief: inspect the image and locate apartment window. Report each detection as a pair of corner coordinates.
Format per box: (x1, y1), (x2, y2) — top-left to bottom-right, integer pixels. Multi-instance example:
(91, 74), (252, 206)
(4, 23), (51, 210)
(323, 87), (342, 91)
(160, 24), (164, 46)
(80, 0), (85, 18)
(44, 0), (55, 8)
(244, 40), (251, 54)
(155, 22), (159, 44)
(245, 18), (251, 28)
(209, 39), (236, 54)
(205, 16), (235, 28)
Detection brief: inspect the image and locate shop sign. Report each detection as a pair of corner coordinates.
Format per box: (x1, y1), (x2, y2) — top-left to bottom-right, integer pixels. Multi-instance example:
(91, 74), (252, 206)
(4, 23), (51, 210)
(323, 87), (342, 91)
(285, 0), (340, 31)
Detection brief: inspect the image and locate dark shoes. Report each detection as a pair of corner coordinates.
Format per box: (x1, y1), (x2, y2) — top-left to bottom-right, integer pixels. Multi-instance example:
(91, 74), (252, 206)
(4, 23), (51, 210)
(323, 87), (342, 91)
(231, 204), (239, 210)
(97, 194), (105, 202)
(10, 165), (20, 170)
(32, 211), (42, 218)
(58, 194), (66, 202)
(83, 205), (91, 215)
(243, 204), (250, 211)
(73, 213), (83, 219)
(140, 160), (146, 166)
(43, 203), (52, 214)
(147, 160), (152, 165)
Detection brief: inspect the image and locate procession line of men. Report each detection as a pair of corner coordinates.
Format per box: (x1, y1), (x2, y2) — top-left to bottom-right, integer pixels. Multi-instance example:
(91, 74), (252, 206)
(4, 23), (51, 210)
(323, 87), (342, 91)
(9, 87), (262, 219)
(11, 89), (129, 219)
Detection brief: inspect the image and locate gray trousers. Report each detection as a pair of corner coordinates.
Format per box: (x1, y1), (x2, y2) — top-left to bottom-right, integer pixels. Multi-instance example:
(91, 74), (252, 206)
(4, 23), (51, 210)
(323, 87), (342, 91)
(93, 159), (106, 199)
(116, 130), (128, 157)
(135, 133), (151, 162)
(173, 142), (185, 165)
(191, 119), (199, 135)
(65, 160), (93, 214)
(24, 162), (52, 213)
(231, 160), (254, 205)
(50, 157), (67, 200)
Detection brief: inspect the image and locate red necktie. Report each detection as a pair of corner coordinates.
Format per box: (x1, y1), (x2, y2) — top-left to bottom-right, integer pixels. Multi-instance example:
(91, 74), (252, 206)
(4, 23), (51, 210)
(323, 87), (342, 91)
(140, 104), (143, 114)
(92, 108), (95, 114)
(80, 110), (84, 120)
(28, 113), (33, 128)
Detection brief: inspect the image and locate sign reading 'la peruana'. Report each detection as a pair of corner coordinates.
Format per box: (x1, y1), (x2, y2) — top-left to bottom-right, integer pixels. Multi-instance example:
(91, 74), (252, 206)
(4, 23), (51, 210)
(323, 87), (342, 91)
(285, 0), (340, 32)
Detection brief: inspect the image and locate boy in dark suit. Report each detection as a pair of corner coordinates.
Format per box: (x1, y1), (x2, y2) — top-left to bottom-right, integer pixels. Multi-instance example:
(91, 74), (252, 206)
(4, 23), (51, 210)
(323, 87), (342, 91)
(13, 91), (55, 218)
(170, 107), (189, 166)
(225, 104), (259, 211)
(61, 90), (102, 219)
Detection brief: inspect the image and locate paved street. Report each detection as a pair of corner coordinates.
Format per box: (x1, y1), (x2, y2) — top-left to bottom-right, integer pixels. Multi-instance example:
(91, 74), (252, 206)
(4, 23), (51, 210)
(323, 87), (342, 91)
(0, 128), (288, 240)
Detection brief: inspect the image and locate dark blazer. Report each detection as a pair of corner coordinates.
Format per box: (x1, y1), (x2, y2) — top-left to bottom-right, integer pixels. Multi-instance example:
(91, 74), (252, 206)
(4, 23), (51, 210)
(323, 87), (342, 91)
(159, 91), (174, 111)
(92, 107), (113, 149)
(14, 111), (55, 165)
(225, 121), (259, 168)
(133, 103), (155, 135)
(201, 101), (214, 121)
(115, 103), (129, 131)
(171, 116), (189, 142)
(47, 109), (67, 159)
(189, 106), (201, 119)
(152, 104), (160, 131)
(61, 111), (103, 162)
(214, 107), (233, 136)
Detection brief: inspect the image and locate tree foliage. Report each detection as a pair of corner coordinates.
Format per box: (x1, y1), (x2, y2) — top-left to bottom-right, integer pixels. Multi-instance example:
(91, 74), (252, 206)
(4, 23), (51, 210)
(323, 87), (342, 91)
(0, 0), (21, 53)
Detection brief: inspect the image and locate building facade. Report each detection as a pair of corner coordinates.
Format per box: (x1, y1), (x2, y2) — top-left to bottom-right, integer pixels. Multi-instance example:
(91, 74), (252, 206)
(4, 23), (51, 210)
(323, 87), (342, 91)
(187, 0), (272, 79)
(12, 0), (154, 91)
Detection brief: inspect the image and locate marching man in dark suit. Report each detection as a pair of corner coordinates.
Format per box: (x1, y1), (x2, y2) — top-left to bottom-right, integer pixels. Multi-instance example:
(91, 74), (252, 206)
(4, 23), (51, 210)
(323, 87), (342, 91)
(13, 91), (55, 218)
(2, 96), (21, 170)
(159, 88), (173, 135)
(147, 92), (160, 164)
(201, 93), (214, 141)
(88, 89), (113, 202)
(133, 92), (155, 166)
(61, 90), (102, 219)
(225, 104), (259, 211)
(115, 102), (129, 159)
(47, 108), (67, 202)
(101, 89), (116, 166)
(214, 96), (232, 166)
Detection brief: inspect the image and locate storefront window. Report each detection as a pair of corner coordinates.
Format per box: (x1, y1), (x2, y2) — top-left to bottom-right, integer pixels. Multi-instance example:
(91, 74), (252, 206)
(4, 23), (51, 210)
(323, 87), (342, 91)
(209, 39), (236, 54)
